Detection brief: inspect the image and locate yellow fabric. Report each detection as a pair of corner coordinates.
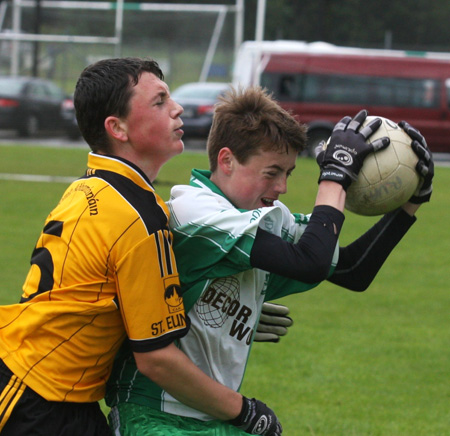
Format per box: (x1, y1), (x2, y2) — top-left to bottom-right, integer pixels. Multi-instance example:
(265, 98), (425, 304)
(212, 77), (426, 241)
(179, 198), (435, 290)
(0, 153), (187, 403)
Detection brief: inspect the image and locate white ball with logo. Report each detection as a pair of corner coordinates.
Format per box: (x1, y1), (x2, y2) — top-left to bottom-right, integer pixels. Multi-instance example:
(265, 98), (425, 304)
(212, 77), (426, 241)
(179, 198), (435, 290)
(328, 116), (420, 216)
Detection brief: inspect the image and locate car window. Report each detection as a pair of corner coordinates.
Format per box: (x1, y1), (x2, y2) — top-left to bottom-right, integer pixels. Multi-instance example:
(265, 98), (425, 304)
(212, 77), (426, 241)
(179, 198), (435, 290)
(0, 79), (24, 96)
(28, 83), (49, 98)
(46, 82), (64, 99)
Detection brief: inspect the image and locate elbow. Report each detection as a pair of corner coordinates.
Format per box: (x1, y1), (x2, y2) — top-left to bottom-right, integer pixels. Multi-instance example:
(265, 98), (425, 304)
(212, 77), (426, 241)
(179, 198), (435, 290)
(299, 259), (333, 284)
(133, 345), (173, 385)
(348, 284), (369, 292)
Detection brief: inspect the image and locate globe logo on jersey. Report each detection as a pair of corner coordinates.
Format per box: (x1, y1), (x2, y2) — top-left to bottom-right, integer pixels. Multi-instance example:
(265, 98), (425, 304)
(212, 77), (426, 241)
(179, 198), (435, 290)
(196, 277), (240, 328)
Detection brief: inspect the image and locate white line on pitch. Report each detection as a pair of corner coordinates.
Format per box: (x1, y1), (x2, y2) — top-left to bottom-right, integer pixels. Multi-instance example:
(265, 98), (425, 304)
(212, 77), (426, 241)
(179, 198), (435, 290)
(0, 173), (76, 184)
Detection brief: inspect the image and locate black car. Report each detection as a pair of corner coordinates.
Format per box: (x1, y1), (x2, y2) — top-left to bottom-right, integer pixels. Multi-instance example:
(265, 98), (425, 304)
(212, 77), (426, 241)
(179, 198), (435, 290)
(171, 82), (230, 139)
(0, 76), (81, 139)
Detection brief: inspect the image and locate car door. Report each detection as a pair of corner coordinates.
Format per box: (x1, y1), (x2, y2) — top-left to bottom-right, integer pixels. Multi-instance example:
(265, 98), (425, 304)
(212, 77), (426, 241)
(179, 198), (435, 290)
(26, 81), (62, 130)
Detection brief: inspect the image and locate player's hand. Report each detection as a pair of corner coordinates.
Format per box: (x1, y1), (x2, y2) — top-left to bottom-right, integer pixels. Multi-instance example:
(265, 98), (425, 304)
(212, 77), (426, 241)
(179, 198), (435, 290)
(315, 109), (390, 190)
(398, 120), (434, 204)
(254, 302), (293, 343)
(229, 396), (282, 435)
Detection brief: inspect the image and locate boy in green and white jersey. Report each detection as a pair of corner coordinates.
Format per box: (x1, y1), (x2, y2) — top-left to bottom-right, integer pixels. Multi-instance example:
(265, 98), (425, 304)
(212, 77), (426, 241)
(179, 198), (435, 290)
(106, 87), (433, 435)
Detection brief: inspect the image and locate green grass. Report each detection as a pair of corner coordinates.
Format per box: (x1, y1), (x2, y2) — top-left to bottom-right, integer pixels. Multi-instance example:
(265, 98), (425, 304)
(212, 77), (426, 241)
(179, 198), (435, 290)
(0, 145), (448, 435)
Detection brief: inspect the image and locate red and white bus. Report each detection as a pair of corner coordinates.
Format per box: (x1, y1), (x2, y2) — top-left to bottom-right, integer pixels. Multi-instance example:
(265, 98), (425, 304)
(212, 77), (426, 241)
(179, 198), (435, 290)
(233, 41), (450, 154)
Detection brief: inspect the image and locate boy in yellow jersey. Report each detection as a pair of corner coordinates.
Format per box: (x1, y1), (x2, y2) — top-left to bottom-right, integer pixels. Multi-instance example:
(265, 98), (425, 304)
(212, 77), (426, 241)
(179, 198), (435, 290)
(0, 58), (276, 435)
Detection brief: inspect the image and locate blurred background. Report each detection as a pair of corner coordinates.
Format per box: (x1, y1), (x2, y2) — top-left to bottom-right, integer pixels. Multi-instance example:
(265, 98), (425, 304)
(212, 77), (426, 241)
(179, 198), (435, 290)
(0, 0), (449, 153)
(1, 0), (449, 92)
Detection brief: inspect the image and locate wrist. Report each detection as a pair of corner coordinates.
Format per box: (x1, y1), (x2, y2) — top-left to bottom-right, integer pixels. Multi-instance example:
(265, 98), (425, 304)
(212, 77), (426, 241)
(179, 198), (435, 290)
(318, 166), (352, 191)
(228, 396), (249, 426)
(316, 180), (347, 212)
(401, 202), (420, 216)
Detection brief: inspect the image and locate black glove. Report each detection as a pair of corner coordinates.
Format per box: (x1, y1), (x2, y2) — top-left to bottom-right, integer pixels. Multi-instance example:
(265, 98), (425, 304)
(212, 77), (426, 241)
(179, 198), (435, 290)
(254, 303), (293, 343)
(315, 109), (390, 190)
(398, 120), (434, 204)
(229, 396), (282, 435)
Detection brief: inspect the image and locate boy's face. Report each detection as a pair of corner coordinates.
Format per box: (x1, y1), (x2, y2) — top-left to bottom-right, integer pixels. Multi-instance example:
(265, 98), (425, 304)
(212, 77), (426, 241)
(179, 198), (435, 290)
(221, 147), (298, 210)
(122, 72), (184, 167)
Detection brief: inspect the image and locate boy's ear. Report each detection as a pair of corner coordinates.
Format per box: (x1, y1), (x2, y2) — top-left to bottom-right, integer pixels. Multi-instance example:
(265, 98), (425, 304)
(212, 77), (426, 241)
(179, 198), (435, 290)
(104, 116), (128, 142)
(216, 147), (235, 176)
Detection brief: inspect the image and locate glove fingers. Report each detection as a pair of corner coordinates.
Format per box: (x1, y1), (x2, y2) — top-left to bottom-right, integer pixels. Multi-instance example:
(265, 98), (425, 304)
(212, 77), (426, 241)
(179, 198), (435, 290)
(399, 120), (426, 145)
(358, 117), (382, 139)
(347, 109), (368, 132)
(261, 302), (290, 316)
(333, 116), (352, 132)
(259, 313), (293, 327)
(415, 159), (430, 178)
(256, 323), (289, 335)
(411, 139), (432, 163)
(370, 136), (390, 152)
(253, 332), (281, 343)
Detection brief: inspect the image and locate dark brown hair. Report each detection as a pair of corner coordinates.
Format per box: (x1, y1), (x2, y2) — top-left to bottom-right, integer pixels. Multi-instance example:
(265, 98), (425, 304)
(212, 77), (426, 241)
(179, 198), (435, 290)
(207, 86), (307, 172)
(74, 57), (163, 153)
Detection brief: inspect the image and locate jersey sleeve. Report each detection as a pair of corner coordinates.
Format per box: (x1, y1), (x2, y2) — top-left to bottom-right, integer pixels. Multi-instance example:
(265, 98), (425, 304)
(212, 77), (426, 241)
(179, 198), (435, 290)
(115, 230), (189, 352)
(169, 197), (291, 285)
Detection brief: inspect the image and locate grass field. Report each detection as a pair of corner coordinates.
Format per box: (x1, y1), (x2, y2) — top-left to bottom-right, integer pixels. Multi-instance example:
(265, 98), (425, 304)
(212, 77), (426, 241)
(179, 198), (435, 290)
(0, 144), (448, 435)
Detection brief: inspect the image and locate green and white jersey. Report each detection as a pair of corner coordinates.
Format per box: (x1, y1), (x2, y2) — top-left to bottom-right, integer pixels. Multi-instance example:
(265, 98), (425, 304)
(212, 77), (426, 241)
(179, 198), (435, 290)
(106, 169), (339, 421)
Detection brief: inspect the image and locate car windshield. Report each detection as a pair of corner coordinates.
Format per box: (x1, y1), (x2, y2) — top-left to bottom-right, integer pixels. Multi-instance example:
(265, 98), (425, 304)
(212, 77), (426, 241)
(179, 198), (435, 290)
(172, 84), (228, 99)
(0, 79), (24, 96)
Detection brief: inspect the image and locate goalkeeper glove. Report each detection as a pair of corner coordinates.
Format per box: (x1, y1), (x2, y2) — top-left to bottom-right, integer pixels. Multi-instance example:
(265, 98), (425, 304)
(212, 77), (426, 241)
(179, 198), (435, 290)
(229, 396), (282, 435)
(254, 302), (293, 343)
(316, 109), (390, 190)
(398, 120), (434, 204)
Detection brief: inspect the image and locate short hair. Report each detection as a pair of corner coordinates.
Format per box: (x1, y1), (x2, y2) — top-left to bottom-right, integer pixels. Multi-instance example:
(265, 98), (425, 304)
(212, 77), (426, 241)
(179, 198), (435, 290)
(74, 57), (163, 153)
(207, 86), (307, 172)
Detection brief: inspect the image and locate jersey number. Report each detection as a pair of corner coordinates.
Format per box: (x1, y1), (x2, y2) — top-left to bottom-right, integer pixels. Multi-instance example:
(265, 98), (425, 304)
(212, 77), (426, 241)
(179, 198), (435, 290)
(21, 220), (63, 303)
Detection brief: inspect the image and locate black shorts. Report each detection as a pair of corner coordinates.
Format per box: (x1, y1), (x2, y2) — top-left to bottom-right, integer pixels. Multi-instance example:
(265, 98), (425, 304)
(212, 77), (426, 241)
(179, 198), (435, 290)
(0, 359), (111, 436)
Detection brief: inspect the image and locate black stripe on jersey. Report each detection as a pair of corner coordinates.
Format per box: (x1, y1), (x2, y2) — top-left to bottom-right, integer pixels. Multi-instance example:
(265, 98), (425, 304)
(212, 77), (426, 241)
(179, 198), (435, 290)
(154, 232), (165, 278)
(163, 232), (173, 275)
(86, 170), (169, 235)
(153, 230), (175, 277)
(43, 220), (63, 237)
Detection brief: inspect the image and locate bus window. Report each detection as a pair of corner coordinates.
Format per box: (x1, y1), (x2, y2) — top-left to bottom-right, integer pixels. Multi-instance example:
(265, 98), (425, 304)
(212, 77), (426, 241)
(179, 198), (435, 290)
(263, 71), (441, 109)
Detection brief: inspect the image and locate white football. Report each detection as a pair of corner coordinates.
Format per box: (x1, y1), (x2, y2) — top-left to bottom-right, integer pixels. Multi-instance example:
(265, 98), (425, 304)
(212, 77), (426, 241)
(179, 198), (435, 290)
(329, 116), (420, 216)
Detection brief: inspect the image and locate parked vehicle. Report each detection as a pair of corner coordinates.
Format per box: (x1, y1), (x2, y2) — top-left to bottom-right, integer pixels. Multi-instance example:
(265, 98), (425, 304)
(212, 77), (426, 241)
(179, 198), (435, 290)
(0, 76), (81, 139)
(172, 82), (231, 139)
(233, 41), (450, 154)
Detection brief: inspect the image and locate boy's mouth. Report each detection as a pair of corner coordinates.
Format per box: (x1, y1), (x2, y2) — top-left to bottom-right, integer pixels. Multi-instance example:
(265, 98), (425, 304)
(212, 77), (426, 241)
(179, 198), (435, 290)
(261, 197), (274, 207)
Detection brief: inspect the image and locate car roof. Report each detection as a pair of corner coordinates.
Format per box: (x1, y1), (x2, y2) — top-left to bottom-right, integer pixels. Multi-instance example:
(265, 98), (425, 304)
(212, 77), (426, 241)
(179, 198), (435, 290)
(172, 82), (231, 99)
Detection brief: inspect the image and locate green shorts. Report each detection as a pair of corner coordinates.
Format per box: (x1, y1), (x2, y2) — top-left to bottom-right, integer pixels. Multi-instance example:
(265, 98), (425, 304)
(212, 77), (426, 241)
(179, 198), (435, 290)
(109, 402), (247, 436)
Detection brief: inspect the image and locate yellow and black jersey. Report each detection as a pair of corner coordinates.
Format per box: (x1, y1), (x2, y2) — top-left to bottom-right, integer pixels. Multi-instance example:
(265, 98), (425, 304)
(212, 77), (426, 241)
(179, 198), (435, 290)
(0, 153), (188, 403)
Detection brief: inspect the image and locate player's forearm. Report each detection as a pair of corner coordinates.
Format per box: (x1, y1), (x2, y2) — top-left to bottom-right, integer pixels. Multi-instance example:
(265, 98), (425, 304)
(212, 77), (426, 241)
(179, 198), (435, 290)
(134, 343), (242, 421)
(315, 180), (347, 212)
